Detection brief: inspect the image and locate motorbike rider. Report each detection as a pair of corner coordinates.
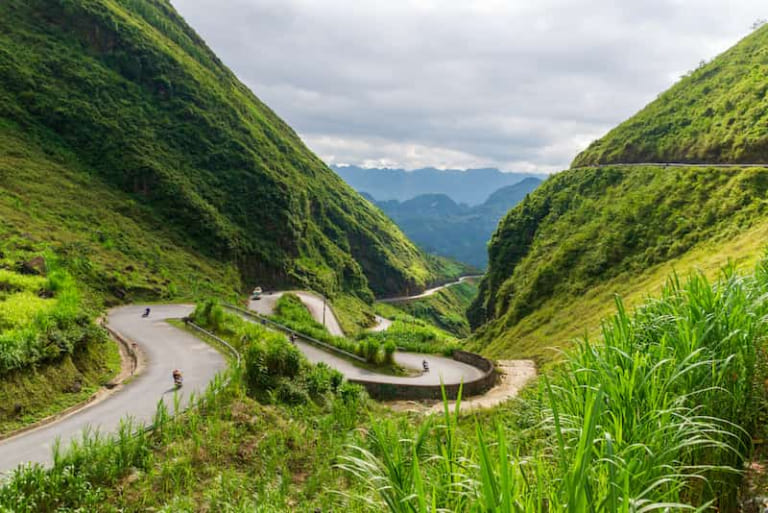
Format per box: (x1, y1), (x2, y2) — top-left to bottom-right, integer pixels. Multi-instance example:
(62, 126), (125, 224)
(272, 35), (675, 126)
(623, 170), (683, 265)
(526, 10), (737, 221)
(172, 369), (183, 386)
(142, 307), (151, 317)
(422, 360), (429, 372)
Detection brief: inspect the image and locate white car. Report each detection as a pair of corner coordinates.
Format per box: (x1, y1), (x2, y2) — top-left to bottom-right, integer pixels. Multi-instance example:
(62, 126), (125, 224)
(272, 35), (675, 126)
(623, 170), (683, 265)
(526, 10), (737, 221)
(251, 286), (263, 300)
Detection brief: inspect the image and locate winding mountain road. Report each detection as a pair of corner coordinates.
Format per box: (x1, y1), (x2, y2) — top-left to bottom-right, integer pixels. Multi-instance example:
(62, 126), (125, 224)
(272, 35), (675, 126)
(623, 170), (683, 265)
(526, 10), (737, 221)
(0, 281), (488, 475)
(0, 305), (226, 476)
(247, 292), (483, 385)
(379, 275), (482, 303)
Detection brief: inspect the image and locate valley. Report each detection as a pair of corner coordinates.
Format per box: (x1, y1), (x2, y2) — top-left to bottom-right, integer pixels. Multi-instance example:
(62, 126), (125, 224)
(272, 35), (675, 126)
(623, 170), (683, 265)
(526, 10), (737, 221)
(2, 0), (768, 511)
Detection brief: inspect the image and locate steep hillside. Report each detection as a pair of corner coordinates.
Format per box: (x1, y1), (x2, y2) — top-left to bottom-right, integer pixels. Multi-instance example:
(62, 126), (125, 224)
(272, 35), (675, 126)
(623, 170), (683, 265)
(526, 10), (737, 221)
(0, 0), (448, 301)
(469, 165), (768, 360)
(573, 24), (768, 166)
(370, 178), (541, 268)
(335, 165), (546, 205)
(470, 25), (768, 361)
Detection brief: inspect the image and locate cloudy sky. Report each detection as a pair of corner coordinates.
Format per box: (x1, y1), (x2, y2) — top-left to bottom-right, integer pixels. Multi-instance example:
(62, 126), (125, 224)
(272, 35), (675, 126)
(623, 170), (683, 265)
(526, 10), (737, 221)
(172, 0), (763, 174)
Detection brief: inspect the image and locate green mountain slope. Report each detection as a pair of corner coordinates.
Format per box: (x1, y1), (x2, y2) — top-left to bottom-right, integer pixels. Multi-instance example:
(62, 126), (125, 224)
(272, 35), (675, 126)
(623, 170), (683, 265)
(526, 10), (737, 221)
(470, 26), (768, 361)
(574, 24), (768, 166)
(0, 0), (448, 302)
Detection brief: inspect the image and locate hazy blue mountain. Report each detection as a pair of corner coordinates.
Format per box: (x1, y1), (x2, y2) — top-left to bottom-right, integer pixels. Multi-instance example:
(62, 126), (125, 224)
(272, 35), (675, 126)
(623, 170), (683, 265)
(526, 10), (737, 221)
(366, 178), (543, 268)
(333, 165), (548, 205)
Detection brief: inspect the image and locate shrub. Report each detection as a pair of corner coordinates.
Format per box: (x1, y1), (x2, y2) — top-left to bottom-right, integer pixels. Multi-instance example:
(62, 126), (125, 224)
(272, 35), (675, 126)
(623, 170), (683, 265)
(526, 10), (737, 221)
(275, 381), (309, 405)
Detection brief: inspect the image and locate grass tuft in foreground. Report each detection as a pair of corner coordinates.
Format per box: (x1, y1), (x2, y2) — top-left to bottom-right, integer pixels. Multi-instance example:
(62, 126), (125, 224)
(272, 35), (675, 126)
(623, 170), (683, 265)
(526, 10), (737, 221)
(342, 259), (768, 511)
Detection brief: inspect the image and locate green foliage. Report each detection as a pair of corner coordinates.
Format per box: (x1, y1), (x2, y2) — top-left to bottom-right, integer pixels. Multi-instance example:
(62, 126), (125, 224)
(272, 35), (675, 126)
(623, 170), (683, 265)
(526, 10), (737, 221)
(470, 165), (768, 358)
(361, 306), (460, 356)
(191, 299), (358, 405)
(0, 0), (450, 300)
(0, 254), (105, 375)
(573, 24), (768, 166)
(0, 369), (370, 512)
(344, 261), (768, 510)
(393, 280), (479, 337)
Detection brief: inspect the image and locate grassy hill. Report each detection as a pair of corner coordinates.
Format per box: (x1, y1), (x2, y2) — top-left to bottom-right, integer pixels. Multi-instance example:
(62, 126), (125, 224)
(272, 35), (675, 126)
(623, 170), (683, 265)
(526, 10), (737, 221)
(470, 25), (768, 361)
(0, 0), (465, 432)
(573, 24), (768, 166)
(468, 165), (768, 361)
(0, 0), (453, 305)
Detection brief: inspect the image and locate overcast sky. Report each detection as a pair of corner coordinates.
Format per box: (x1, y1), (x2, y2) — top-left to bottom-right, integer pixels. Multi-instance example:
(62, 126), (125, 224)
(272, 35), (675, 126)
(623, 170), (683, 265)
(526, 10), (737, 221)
(171, 0), (764, 174)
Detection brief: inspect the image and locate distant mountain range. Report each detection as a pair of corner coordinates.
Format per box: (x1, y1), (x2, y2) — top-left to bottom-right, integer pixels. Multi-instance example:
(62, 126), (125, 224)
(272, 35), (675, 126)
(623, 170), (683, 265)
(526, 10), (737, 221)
(333, 165), (548, 205)
(363, 178), (543, 268)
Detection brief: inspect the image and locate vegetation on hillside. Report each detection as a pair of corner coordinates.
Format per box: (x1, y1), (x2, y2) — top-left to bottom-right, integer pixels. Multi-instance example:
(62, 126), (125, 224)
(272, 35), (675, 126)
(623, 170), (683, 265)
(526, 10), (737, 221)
(388, 280), (479, 337)
(0, 0), (454, 304)
(0, 240), (119, 433)
(573, 24), (768, 166)
(344, 264), (768, 511)
(6, 262), (768, 510)
(470, 165), (768, 359)
(1, 304), (370, 511)
(369, 178), (541, 268)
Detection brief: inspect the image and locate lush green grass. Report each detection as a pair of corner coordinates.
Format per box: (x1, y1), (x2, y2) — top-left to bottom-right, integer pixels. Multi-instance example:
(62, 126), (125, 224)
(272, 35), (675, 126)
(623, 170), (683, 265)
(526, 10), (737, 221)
(470, 165), (768, 360)
(0, 302), (373, 512)
(573, 24), (768, 166)
(343, 261), (768, 511)
(391, 280), (479, 337)
(5, 262), (768, 510)
(0, 0), (456, 301)
(0, 245), (123, 433)
(0, 334), (121, 435)
(364, 303), (461, 355)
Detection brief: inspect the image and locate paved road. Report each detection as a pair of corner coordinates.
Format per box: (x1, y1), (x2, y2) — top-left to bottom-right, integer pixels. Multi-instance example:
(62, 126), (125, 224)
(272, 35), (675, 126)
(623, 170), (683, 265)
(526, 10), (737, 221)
(292, 337), (483, 385)
(379, 275), (482, 303)
(0, 291), (483, 475)
(369, 315), (392, 332)
(587, 162), (768, 169)
(249, 291), (344, 336)
(246, 292), (483, 385)
(0, 305), (226, 476)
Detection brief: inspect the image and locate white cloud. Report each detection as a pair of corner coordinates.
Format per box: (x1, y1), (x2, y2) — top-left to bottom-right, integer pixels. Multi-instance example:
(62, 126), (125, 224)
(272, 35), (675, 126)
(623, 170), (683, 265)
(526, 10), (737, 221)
(171, 0), (766, 171)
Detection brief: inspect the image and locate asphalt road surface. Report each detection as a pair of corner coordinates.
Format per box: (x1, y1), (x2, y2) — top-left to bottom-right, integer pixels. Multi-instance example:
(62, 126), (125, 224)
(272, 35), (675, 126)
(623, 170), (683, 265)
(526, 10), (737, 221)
(379, 275), (482, 303)
(1, 292), (483, 476)
(247, 292), (483, 385)
(0, 304), (226, 476)
(249, 291), (344, 336)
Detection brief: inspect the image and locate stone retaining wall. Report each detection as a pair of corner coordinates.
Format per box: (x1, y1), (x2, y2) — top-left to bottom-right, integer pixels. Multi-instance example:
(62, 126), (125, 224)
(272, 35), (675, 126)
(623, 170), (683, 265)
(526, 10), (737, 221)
(351, 350), (497, 401)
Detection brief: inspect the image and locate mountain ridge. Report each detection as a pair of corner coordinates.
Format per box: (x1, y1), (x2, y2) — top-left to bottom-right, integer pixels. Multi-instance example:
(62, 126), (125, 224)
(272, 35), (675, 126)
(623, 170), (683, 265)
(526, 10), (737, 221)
(367, 178), (542, 268)
(334, 165), (547, 205)
(470, 24), (768, 360)
(0, 0), (457, 304)
(573, 24), (768, 167)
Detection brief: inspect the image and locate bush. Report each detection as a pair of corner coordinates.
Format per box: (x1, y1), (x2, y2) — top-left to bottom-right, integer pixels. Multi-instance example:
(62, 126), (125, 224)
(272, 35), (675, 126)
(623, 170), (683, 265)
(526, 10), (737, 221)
(197, 300), (364, 406)
(275, 381), (310, 405)
(383, 341), (396, 365)
(338, 382), (364, 404)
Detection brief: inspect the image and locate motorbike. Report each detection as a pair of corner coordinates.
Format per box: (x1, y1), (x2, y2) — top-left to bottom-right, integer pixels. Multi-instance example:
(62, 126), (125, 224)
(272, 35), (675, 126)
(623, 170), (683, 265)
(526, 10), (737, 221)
(422, 360), (430, 372)
(142, 307), (150, 318)
(173, 371), (183, 388)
